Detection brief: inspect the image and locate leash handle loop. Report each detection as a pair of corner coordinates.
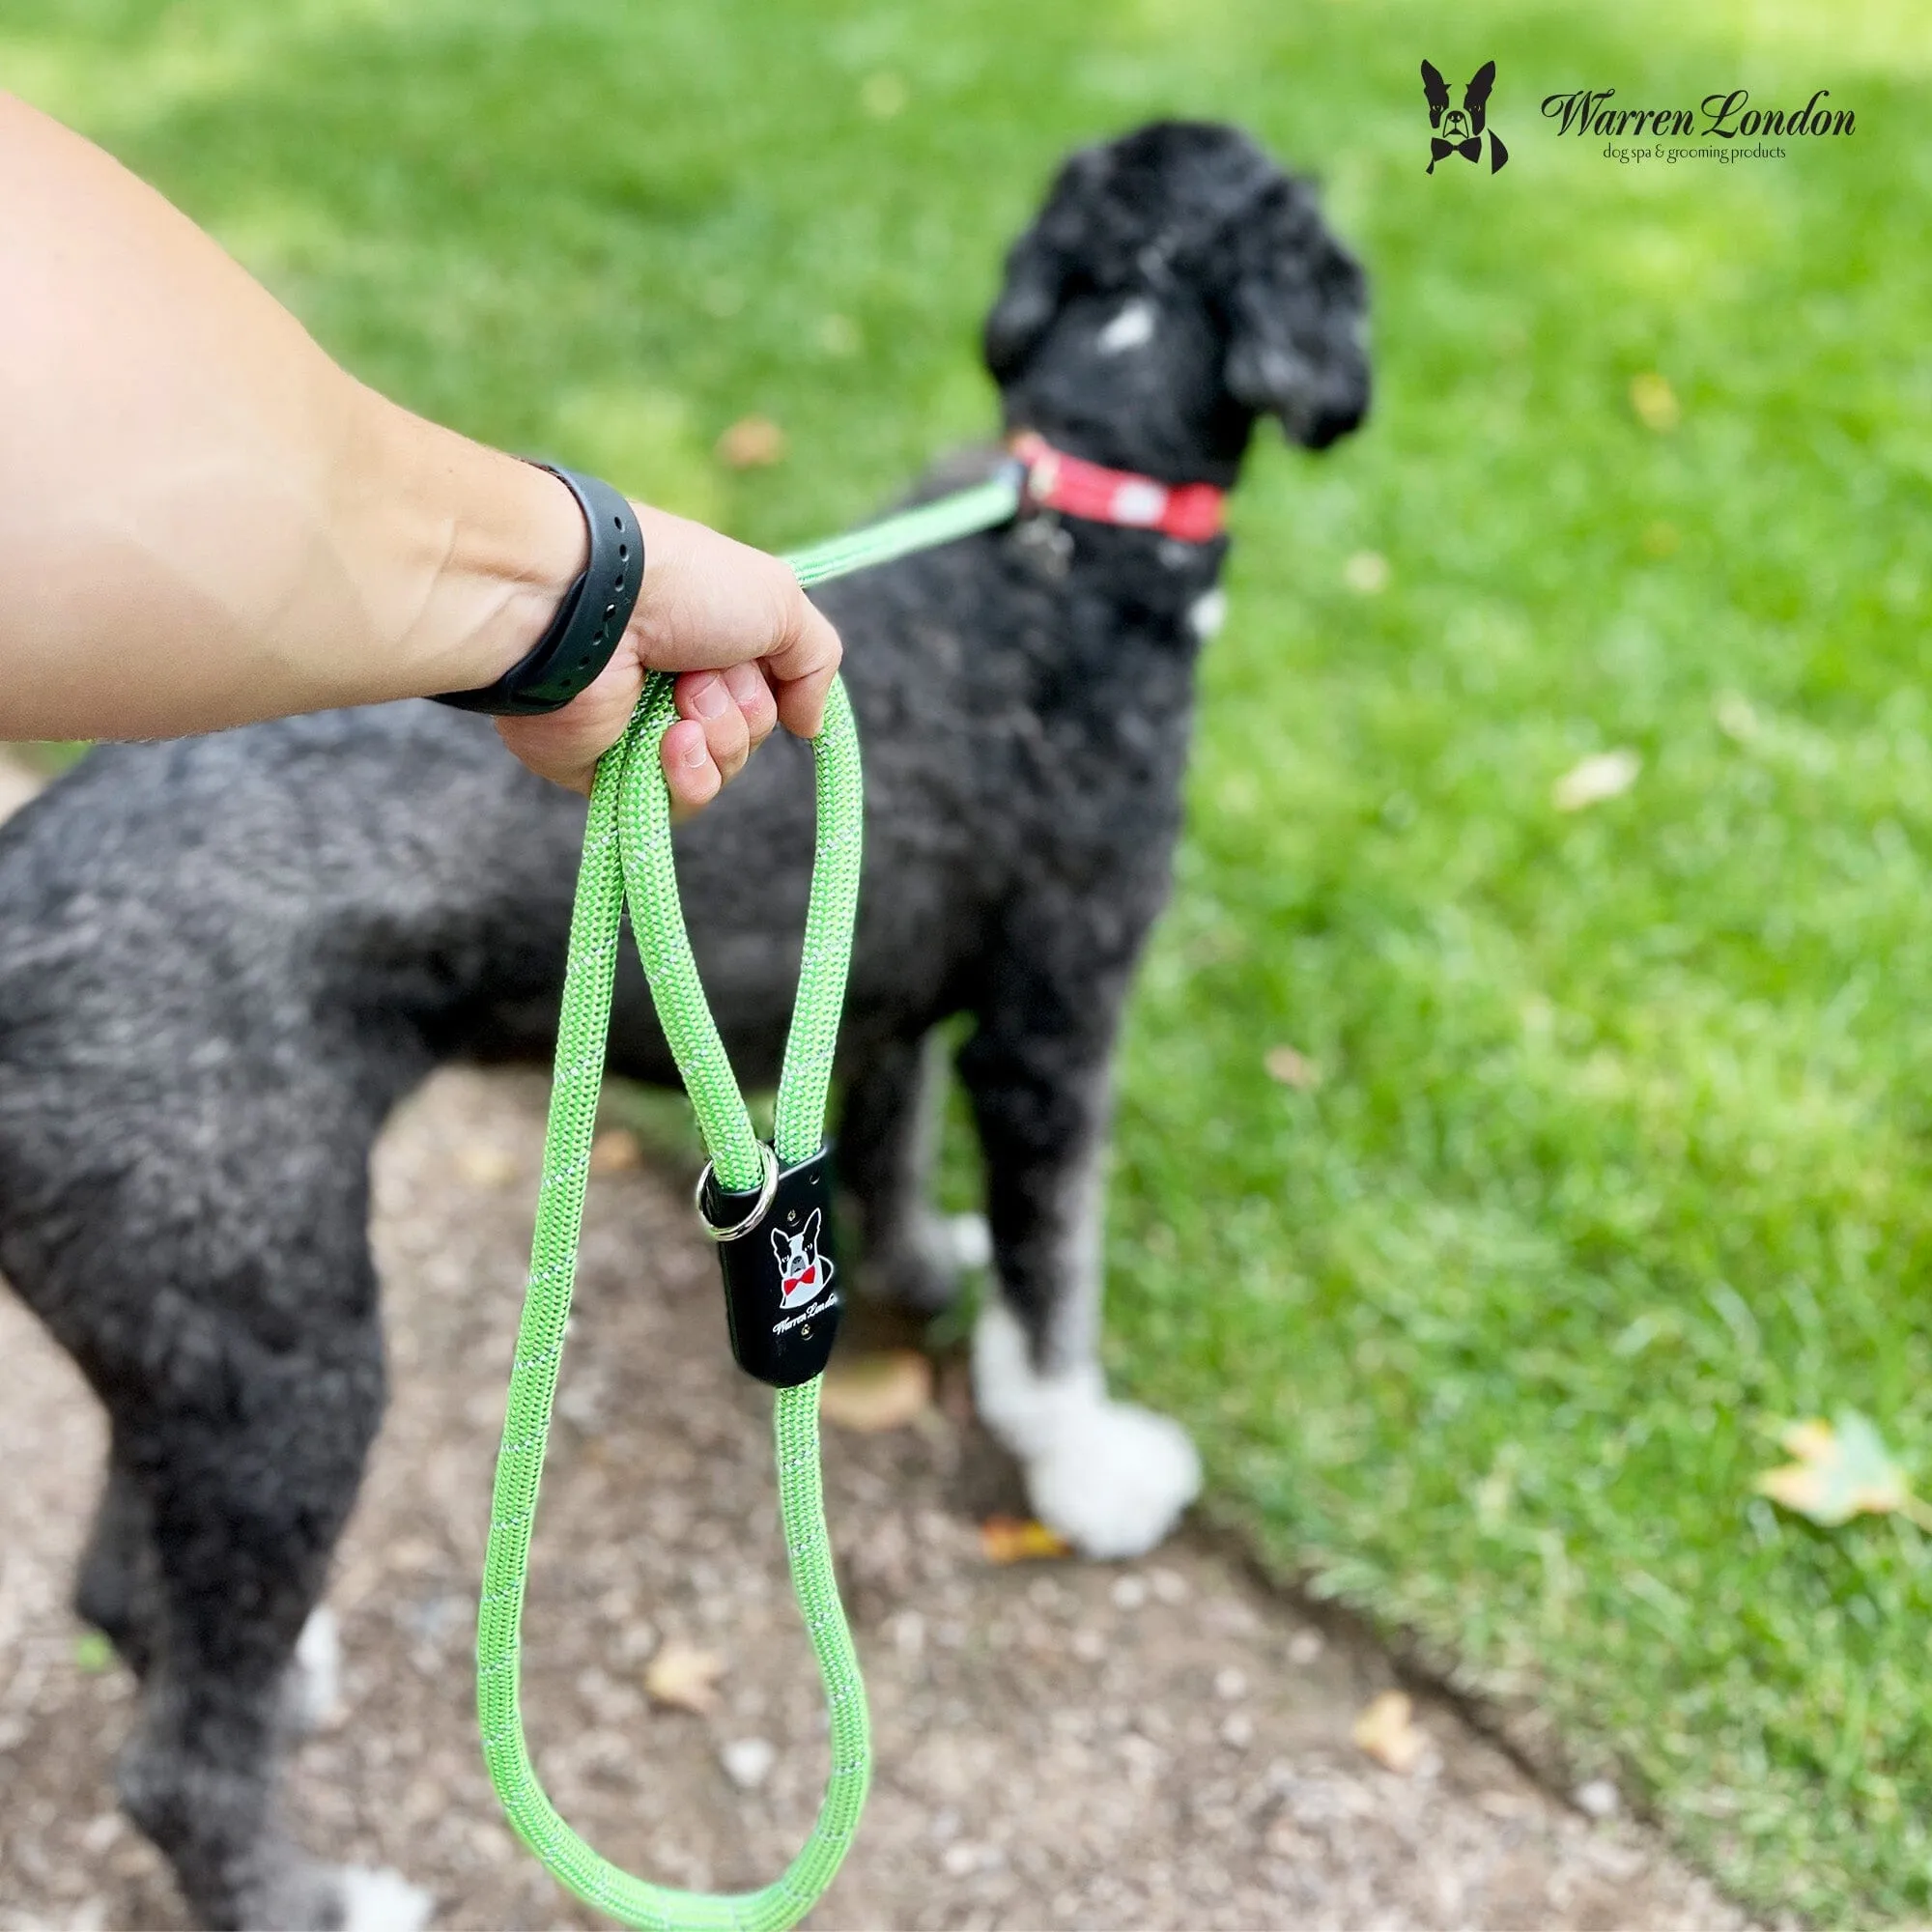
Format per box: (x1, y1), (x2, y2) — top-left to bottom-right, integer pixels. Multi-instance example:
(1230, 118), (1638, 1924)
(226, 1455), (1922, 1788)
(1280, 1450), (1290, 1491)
(476, 676), (867, 1932)
(476, 465), (1021, 1930)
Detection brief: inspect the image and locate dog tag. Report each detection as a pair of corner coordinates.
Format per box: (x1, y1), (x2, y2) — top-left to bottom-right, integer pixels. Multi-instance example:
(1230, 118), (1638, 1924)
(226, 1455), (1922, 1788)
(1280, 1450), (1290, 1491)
(701, 1143), (841, 1387)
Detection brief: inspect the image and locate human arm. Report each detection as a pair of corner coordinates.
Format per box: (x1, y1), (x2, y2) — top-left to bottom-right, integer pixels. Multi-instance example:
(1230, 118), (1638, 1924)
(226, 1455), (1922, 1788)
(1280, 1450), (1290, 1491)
(0, 92), (838, 802)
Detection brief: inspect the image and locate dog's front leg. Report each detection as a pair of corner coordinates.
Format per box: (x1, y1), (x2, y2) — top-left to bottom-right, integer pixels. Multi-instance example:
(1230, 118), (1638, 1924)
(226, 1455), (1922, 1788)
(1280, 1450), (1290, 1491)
(957, 968), (1200, 1558)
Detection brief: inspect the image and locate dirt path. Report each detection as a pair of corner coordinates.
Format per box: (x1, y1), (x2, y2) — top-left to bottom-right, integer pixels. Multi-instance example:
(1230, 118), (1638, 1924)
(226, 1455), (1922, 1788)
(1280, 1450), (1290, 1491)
(0, 1040), (1762, 1931)
(0, 738), (1760, 1932)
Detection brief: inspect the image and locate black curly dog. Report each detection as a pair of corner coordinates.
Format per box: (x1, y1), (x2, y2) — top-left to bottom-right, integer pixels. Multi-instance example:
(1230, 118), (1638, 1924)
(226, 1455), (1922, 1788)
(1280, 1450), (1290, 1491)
(0, 120), (1367, 1928)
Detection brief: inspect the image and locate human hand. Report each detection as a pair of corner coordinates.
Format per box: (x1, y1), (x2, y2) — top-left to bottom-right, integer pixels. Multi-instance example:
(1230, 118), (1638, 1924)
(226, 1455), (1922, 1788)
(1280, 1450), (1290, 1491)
(496, 505), (841, 807)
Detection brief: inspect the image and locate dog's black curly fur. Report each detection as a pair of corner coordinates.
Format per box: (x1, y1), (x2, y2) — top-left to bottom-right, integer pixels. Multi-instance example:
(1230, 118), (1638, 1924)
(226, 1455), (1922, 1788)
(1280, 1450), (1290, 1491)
(0, 121), (1366, 1927)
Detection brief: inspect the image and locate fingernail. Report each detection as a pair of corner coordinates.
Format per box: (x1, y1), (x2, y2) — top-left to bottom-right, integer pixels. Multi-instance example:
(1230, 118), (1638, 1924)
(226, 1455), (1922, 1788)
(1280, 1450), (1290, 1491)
(692, 675), (729, 720)
(681, 732), (708, 768)
(724, 662), (763, 705)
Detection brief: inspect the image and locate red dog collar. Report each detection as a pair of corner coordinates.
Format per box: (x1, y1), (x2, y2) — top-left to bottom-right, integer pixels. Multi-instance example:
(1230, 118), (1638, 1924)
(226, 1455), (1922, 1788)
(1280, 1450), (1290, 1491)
(1009, 431), (1226, 543)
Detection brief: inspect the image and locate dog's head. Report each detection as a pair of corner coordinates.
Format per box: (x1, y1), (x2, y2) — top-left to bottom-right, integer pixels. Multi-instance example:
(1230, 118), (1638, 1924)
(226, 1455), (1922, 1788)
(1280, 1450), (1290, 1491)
(772, 1209), (825, 1308)
(1422, 60), (1493, 143)
(984, 121), (1369, 485)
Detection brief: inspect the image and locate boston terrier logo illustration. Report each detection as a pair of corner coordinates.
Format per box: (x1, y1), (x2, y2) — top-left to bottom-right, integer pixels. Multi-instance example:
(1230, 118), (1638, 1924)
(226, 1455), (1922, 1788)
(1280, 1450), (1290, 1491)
(773, 1209), (835, 1313)
(1422, 59), (1509, 175)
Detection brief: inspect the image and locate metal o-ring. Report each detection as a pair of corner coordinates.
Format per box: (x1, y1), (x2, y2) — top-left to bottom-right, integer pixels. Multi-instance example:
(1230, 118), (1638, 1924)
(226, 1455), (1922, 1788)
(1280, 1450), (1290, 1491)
(693, 1142), (780, 1242)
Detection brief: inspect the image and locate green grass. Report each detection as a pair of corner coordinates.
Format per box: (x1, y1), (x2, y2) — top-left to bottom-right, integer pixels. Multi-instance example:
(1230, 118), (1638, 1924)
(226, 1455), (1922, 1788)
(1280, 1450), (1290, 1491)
(9, 0), (1931, 1918)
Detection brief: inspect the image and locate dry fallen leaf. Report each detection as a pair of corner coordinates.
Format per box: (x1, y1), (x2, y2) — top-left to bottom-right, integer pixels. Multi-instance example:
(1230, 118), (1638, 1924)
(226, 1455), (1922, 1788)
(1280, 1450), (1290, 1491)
(1352, 1689), (1429, 1774)
(716, 414), (785, 469)
(455, 1144), (518, 1188)
(980, 1516), (1071, 1565)
(1264, 1044), (1321, 1090)
(1629, 371), (1681, 432)
(819, 1350), (933, 1434)
(1754, 1411), (1932, 1529)
(1552, 748), (1641, 812)
(587, 1127), (643, 1176)
(643, 1638), (726, 1715)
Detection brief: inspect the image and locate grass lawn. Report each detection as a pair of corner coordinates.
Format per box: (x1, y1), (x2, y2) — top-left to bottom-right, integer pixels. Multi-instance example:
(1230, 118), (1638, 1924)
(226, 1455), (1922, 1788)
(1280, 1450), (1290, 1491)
(9, 0), (1931, 1919)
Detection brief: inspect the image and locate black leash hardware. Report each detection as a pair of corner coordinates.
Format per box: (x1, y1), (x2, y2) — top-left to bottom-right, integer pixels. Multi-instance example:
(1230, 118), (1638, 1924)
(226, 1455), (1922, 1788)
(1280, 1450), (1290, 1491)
(434, 464), (644, 716)
(696, 1142), (841, 1388)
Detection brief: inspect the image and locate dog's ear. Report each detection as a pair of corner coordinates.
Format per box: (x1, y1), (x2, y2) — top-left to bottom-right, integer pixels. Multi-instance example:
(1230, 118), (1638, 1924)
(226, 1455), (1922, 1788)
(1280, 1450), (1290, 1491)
(771, 1225), (788, 1260)
(1420, 60), (1450, 127)
(1221, 178), (1371, 451)
(983, 149), (1109, 381)
(1463, 60), (1495, 130)
(984, 227), (1072, 381)
(801, 1208), (821, 1249)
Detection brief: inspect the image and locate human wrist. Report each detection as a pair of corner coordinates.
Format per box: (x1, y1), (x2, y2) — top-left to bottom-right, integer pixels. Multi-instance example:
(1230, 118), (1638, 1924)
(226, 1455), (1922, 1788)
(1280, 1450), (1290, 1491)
(435, 467), (644, 715)
(348, 393), (588, 700)
(449, 454), (591, 692)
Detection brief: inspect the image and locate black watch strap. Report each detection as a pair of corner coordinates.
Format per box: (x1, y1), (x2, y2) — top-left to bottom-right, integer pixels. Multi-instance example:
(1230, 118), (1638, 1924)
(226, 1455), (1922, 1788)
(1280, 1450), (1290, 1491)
(432, 464), (643, 716)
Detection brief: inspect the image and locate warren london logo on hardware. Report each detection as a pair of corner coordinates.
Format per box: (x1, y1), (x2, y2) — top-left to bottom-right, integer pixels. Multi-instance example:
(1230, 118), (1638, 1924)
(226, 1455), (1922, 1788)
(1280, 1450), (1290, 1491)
(1544, 86), (1856, 163)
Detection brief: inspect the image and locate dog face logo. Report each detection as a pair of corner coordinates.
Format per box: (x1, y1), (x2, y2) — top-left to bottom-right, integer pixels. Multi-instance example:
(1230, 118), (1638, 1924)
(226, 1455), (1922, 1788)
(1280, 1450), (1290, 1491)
(772, 1209), (835, 1311)
(1422, 60), (1509, 175)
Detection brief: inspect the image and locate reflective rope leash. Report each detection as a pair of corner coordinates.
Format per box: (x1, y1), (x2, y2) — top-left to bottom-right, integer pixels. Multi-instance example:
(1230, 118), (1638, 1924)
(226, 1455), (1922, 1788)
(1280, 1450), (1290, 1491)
(475, 463), (1023, 1930)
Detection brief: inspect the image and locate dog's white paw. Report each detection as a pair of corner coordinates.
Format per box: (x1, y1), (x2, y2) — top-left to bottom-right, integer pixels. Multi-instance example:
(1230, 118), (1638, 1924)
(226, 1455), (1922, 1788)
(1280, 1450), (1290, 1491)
(336, 1864), (434, 1932)
(972, 1302), (1201, 1559)
(1027, 1395), (1202, 1560)
(284, 1605), (343, 1735)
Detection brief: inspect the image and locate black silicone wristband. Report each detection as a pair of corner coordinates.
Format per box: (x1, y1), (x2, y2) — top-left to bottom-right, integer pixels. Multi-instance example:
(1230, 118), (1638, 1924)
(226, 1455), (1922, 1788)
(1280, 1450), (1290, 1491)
(431, 464), (644, 716)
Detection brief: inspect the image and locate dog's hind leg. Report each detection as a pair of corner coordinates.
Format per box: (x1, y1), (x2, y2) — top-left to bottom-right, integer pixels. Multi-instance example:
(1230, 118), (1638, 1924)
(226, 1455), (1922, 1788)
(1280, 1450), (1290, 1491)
(112, 1293), (429, 1932)
(75, 1437), (162, 1680)
(840, 1031), (989, 1312)
(82, 1432), (349, 1723)
(18, 1069), (438, 1932)
(957, 951), (1201, 1559)
(78, 1433), (344, 1740)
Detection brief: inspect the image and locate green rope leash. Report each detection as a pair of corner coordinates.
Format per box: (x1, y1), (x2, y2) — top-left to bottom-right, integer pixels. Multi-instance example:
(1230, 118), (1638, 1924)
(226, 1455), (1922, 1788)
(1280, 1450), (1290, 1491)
(476, 464), (1022, 1930)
